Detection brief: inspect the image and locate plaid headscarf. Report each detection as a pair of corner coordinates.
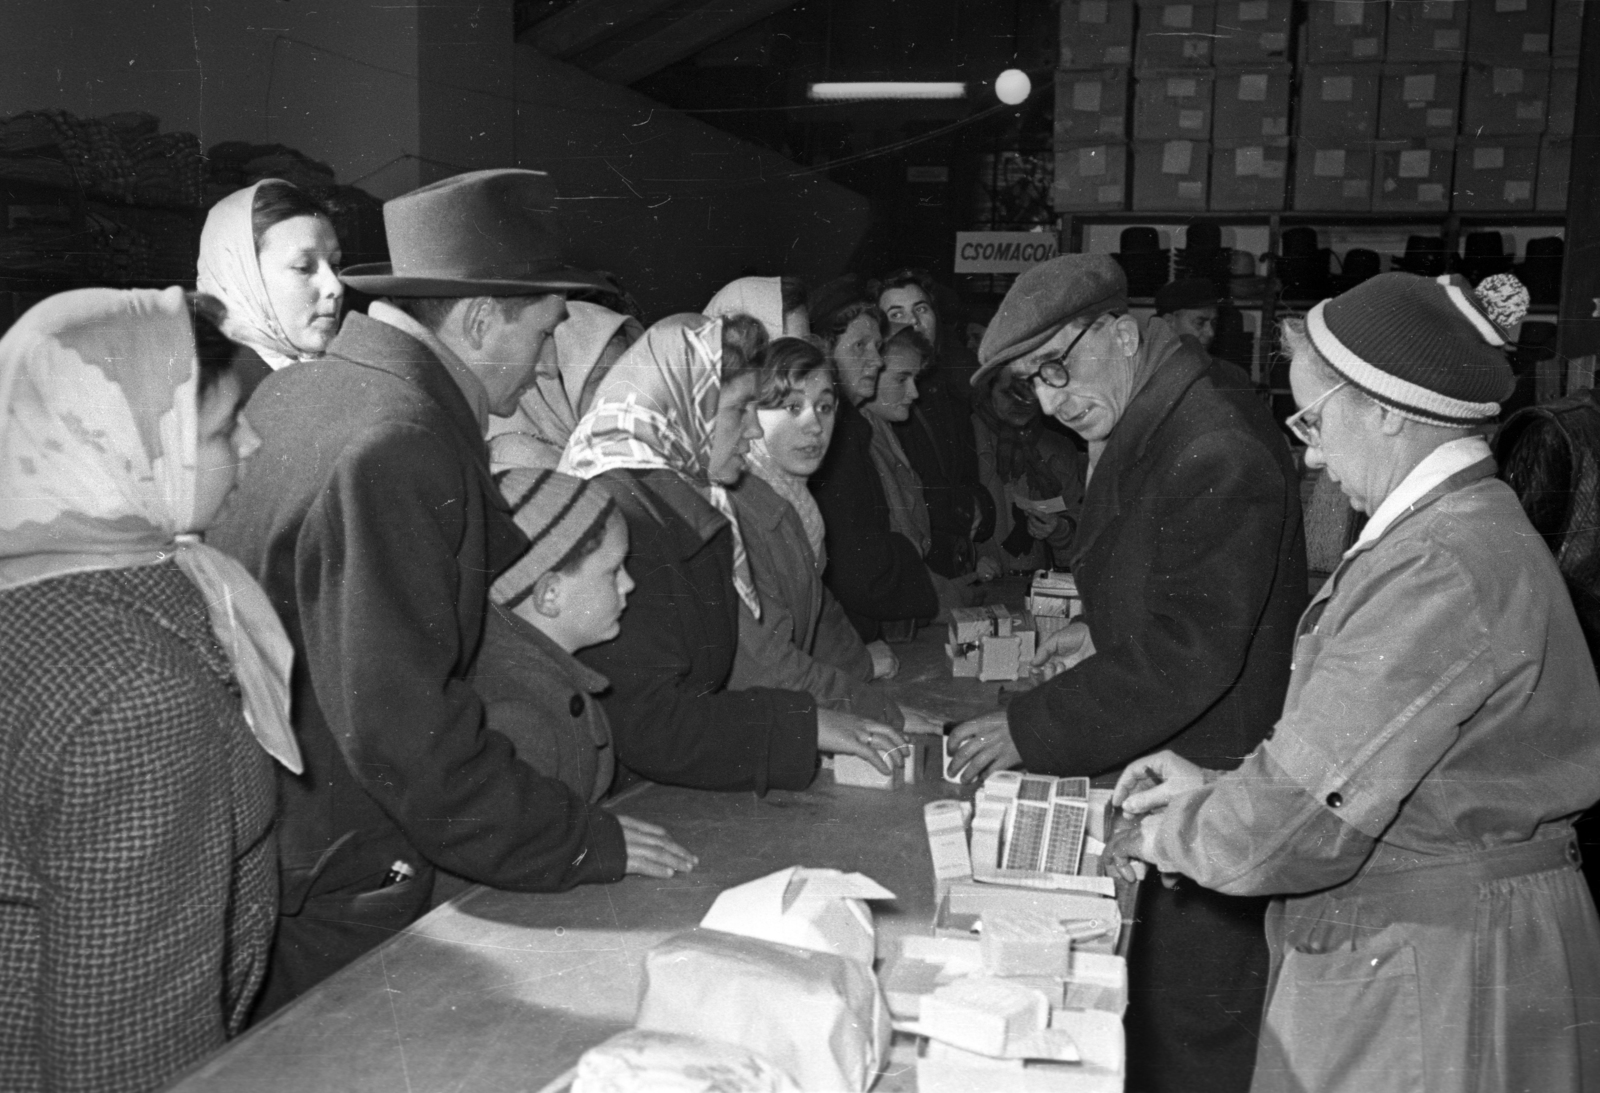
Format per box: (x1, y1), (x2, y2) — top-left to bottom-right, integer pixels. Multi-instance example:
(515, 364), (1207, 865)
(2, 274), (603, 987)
(561, 313), (760, 618)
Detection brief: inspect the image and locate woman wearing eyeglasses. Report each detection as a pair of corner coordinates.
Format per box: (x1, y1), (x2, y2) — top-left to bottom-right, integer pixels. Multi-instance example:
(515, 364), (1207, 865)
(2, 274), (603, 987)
(947, 254), (1308, 1093)
(1109, 273), (1600, 1093)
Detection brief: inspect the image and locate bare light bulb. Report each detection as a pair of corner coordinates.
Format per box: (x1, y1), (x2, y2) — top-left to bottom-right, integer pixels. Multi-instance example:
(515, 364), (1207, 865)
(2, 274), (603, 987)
(995, 69), (1032, 105)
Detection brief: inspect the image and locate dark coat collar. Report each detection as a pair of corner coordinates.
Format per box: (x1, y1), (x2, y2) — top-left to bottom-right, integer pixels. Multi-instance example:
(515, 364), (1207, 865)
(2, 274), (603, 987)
(603, 467), (728, 561)
(1072, 323), (1209, 562)
(324, 311), (484, 456)
(493, 602), (610, 694)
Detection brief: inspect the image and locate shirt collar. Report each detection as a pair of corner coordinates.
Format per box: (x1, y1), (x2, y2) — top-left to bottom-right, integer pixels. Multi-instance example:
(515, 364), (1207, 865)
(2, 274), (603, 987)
(1348, 435), (1492, 554)
(368, 300), (490, 432)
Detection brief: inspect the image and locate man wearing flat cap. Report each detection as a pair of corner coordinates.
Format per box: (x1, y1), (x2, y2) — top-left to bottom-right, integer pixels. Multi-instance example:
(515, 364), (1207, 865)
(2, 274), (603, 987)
(211, 169), (693, 1017)
(948, 254), (1307, 1093)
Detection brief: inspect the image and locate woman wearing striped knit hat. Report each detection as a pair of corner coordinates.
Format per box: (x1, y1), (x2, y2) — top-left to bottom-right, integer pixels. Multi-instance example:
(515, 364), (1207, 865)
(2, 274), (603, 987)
(1107, 272), (1600, 1093)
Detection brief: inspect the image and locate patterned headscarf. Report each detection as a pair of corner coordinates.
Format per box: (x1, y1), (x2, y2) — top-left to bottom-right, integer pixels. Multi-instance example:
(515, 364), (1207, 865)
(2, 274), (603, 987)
(561, 313), (761, 618)
(197, 179), (314, 370)
(487, 300), (642, 471)
(0, 286), (302, 773)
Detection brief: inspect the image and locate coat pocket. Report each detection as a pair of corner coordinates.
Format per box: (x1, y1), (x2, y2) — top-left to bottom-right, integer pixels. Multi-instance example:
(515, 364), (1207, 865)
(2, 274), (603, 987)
(1256, 942), (1425, 1093)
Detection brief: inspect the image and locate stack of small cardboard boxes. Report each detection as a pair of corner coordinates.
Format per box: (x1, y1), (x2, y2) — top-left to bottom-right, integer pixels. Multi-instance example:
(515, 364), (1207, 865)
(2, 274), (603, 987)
(885, 771), (1128, 1091)
(947, 604), (1039, 682)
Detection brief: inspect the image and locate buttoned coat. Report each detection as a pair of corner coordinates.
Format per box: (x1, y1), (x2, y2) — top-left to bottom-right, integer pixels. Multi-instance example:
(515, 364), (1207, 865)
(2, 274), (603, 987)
(728, 473), (902, 727)
(210, 312), (626, 1004)
(471, 603), (619, 804)
(1144, 460), (1600, 1092)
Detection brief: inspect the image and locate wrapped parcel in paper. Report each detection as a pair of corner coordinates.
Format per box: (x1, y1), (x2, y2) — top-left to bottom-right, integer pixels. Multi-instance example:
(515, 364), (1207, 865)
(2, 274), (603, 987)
(698, 866), (894, 966)
(636, 928), (891, 1093)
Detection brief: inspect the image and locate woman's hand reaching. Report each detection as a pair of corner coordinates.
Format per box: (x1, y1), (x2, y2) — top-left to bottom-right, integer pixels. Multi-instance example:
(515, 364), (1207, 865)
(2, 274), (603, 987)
(817, 708), (909, 775)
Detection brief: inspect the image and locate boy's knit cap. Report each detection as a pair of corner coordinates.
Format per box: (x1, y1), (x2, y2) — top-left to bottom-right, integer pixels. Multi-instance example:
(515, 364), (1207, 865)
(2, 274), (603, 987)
(492, 468), (614, 609)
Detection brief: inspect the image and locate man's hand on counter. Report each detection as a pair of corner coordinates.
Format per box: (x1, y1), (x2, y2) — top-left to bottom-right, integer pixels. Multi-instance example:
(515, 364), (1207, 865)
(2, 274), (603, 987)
(946, 709), (1022, 783)
(1031, 619), (1096, 681)
(616, 815), (699, 878)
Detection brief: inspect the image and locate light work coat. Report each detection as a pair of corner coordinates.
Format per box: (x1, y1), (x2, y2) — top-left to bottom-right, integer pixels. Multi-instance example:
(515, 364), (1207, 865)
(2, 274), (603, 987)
(1142, 458), (1600, 1093)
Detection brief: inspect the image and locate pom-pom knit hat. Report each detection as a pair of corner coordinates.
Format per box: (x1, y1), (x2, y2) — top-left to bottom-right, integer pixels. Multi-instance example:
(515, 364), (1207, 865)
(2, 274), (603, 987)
(491, 468), (615, 610)
(1306, 272), (1516, 427)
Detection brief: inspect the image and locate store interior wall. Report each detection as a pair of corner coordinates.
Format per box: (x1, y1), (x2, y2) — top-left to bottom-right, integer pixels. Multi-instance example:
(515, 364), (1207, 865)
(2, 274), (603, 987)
(0, 0), (870, 315)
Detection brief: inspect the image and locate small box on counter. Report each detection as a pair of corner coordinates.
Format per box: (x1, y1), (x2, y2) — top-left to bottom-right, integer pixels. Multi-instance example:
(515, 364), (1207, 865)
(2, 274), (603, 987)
(935, 881), (1121, 956)
(1293, 138), (1376, 211)
(1462, 60), (1551, 135)
(1453, 136), (1540, 211)
(1135, 1), (1217, 68)
(1054, 69), (1130, 141)
(1536, 136), (1570, 211)
(1466, 0), (1554, 63)
(1553, 0), (1584, 56)
(1297, 64), (1383, 140)
(947, 605), (1036, 681)
(1378, 63), (1464, 138)
(1373, 137), (1455, 211)
(1027, 570), (1082, 641)
(1209, 140), (1288, 210)
(915, 1016), (1125, 1093)
(1306, 0), (1388, 63)
(1547, 57), (1577, 136)
(1058, 0), (1136, 69)
(1132, 139), (1209, 211)
(1386, 0), (1470, 62)
(1052, 141), (1128, 211)
(1212, 0), (1292, 64)
(1133, 70), (1215, 140)
(1212, 65), (1291, 142)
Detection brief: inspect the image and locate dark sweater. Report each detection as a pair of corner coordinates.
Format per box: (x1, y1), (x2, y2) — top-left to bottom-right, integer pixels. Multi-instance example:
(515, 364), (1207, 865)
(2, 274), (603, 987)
(578, 468), (820, 793)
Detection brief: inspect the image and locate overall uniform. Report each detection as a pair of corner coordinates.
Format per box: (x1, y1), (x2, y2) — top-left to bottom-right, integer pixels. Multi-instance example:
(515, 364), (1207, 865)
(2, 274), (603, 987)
(1141, 451), (1600, 1092)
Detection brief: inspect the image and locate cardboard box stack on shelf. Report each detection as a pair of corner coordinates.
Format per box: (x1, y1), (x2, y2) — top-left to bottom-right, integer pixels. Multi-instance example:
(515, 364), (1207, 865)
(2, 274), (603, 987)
(1051, 0), (1575, 216)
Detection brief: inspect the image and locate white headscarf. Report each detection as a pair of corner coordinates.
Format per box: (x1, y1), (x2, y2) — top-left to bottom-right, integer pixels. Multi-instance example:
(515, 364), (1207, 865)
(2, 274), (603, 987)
(0, 286), (302, 773)
(561, 313), (761, 618)
(197, 179), (315, 371)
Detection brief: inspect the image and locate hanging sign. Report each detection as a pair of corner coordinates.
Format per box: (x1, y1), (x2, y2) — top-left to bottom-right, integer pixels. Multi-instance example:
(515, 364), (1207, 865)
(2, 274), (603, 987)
(954, 231), (1059, 274)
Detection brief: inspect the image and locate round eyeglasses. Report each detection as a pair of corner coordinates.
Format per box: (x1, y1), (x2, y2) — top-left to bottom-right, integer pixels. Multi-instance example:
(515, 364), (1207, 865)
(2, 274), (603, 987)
(1284, 380), (1349, 446)
(1006, 322), (1095, 403)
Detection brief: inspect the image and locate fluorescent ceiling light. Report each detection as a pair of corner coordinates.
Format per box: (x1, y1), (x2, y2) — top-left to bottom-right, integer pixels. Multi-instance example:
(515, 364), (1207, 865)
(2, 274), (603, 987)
(807, 81), (967, 101)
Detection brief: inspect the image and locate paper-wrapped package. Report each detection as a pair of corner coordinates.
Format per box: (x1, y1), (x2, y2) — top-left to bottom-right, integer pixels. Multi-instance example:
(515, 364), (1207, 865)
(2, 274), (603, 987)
(698, 866), (894, 967)
(572, 1029), (799, 1093)
(636, 928), (891, 1093)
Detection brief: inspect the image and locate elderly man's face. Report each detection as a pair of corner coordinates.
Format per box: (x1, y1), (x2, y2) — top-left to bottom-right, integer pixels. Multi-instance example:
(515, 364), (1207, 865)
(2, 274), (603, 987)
(1004, 315), (1138, 442)
(1289, 352), (1383, 514)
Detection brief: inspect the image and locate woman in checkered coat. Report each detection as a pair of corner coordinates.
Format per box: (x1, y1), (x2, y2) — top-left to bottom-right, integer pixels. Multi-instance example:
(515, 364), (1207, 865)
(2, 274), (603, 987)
(0, 288), (301, 1092)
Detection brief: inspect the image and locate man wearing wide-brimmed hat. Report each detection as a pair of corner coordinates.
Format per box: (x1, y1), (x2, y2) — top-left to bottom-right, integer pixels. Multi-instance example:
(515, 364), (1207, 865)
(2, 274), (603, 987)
(945, 254), (1307, 1093)
(210, 170), (693, 1018)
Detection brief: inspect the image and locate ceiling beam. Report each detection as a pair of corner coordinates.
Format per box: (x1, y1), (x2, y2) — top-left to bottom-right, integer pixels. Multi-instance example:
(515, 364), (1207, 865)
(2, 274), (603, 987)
(587, 0), (801, 85)
(524, 0), (684, 58)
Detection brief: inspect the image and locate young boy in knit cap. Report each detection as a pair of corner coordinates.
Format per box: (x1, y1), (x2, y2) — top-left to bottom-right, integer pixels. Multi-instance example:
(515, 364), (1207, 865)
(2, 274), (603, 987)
(472, 468), (697, 878)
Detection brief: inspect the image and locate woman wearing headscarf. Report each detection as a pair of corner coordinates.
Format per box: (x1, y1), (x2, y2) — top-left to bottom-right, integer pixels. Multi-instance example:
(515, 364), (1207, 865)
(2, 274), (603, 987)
(704, 274), (811, 339)
(0, 287), (301, 1091)
(486, 301), (644, 472)
(724, 335), (906, 727)
(972, 364), (1086, 574)
(197, 179), (343, 398)
(808, 286), (942, 642)
(561, 313), (904, 791)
